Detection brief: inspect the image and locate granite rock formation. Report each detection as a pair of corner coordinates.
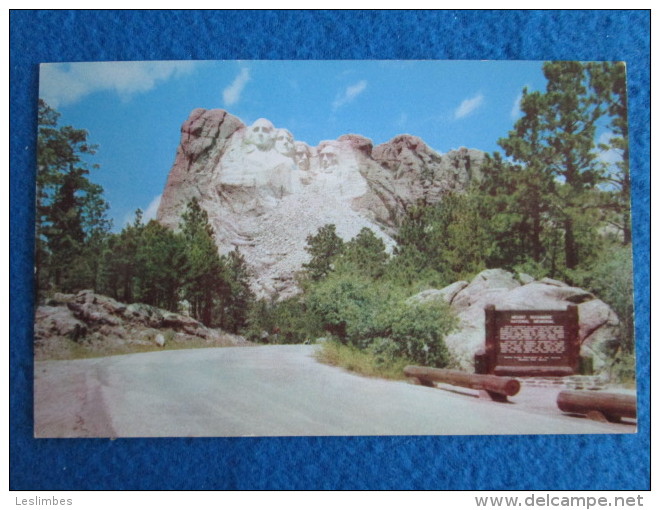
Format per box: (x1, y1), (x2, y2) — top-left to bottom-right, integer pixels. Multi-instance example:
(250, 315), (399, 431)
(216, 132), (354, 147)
(158, 109), (486, 297)
(34, 290), (249, 360)
(408, 269), (623, 378)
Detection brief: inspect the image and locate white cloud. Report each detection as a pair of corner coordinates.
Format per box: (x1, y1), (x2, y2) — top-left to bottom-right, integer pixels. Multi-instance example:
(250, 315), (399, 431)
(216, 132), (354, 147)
(39, 61), (198, 108)
(511, 92), (523, 119)
(123, 194), (161, 227)
(142, 194), (162, 223)
(454, 93), (484, 119)
(333, 80), (368, 110)
(223, 68), (250, 106)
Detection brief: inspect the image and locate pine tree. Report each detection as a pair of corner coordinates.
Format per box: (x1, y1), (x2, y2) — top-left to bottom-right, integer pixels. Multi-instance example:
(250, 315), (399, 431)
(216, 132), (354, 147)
(341, 228), (389, 279)
(477, 152), (555, 270)
(302, 224), (345, 281)
(134, 220), (188, 311)
(99, 210), (144, 303)
(36, 99), (111, 296)
(392, 194), (489, 283)
(497, 62), (605, 271)
(437, 193), (489, 279)
(220, 248), (254, 333)
(588, 62), (631, 244)
(180, 198), (225, 326)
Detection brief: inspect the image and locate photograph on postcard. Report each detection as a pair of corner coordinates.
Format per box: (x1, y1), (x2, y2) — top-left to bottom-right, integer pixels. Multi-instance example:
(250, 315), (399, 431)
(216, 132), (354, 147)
(33, 60), (636, 437)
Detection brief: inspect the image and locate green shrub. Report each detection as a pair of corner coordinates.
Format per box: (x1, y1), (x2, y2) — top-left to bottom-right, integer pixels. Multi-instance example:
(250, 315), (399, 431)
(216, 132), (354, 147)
(383, 300), (457, 367)
(306, 274), (383, 343)
(306, 272), (457, 367)
(245, 297), (323, 344)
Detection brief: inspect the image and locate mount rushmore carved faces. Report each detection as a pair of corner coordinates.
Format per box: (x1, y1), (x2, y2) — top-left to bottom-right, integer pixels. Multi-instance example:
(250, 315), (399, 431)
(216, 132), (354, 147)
(274, 129), (295, 156)
(294, 142), (312, 171)
(319, 145), (339, 171)
(245, 118), (276, 151)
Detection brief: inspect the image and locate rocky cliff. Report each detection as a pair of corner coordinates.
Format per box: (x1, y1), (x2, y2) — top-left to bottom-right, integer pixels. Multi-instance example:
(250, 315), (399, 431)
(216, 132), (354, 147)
(157, 109), (486, 297)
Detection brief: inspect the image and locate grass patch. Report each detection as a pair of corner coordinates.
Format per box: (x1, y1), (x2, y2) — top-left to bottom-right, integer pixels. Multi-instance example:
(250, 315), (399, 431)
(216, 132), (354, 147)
(45, 339), (212, 360)
(35, 331), (253, 361)
(314, 340), (411, 380)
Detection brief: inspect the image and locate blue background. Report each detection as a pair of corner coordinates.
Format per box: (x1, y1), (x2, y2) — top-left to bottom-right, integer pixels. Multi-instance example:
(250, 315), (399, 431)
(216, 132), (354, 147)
(10, 10), (650, 490)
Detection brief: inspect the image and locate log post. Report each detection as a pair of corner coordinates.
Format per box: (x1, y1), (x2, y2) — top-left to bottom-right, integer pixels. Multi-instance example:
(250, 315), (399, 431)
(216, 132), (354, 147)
(474, 348), (488, 375)
(566, 304), (580, 373)
(404, 365), (520, 401)
(557, 390), (637, 423)
(407, 376), (435, 388)
(483, 305), (497, 374)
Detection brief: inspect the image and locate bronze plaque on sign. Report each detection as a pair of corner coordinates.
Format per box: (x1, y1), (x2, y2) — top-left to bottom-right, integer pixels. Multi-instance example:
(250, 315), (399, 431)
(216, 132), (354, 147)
(483, 305), (580, 376)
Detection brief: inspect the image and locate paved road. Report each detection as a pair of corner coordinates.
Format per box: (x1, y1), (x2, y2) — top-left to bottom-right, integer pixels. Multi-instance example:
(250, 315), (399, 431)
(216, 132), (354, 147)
(34, 345), (635, 437)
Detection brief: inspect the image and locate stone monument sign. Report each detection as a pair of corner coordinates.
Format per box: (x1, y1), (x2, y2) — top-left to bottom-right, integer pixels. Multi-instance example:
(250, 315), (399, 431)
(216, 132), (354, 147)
(479, 304), (580, 376)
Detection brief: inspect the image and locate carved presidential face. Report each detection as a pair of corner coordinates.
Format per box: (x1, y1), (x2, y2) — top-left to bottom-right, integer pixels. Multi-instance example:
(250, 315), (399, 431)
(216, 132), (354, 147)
(294, 142), (311, 170)
(274, 129), (295, 156)
(246, 118), (275, 151)
(319, 146), (338, 171)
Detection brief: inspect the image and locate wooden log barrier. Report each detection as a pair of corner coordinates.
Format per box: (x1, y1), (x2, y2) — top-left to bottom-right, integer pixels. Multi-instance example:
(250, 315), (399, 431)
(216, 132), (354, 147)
(404, 365), (521, 402)
(557, 390), (637, 423)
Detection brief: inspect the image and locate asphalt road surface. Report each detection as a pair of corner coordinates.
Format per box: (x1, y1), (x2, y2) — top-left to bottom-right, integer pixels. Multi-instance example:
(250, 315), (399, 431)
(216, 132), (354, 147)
(34, 345), (636, 437)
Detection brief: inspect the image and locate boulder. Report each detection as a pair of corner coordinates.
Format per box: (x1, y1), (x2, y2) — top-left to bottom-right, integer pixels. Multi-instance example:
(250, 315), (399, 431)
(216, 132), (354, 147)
(517, 273), (535, 285)
(34, 306), (86, 341)
(451, 269), (521, 311)
(409, 269), (624, 378)
(154, 334), (166, 347)
(576, 299), (621, 372)
(406, 281), (468, 306)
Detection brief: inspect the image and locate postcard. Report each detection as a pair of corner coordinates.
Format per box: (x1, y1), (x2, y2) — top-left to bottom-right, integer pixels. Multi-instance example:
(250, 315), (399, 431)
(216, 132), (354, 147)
(34, 60), (636, 437)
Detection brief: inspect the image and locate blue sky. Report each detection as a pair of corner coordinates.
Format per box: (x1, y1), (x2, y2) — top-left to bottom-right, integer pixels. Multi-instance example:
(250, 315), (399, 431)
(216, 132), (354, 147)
(39, 60), (548, 230)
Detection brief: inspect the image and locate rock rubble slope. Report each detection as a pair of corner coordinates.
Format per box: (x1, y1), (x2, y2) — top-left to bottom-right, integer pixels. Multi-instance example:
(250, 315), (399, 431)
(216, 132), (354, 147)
(34, 290), (248, 360)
